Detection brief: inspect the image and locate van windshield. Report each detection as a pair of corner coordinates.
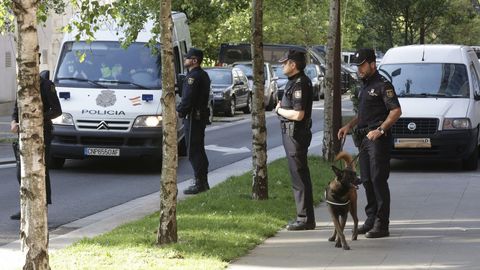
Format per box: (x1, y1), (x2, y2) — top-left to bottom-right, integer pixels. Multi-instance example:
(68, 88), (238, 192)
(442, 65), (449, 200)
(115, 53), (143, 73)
(54, 41), (161, 89)
(380, 63), (469, 98)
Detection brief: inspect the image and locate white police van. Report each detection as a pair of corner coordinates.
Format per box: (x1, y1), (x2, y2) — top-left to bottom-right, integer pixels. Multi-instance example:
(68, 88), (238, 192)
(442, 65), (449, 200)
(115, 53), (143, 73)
(49, 12), (191, 168)
(379, 44), (480, 170)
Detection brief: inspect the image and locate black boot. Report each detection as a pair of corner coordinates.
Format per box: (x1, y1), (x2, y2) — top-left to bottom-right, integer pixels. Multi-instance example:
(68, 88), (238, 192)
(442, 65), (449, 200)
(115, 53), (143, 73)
(183, 178), (209, 195)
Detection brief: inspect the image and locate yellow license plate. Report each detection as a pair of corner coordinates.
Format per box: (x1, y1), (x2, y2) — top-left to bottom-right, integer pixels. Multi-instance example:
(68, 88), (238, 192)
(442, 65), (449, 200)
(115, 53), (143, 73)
(394, 138), (431, 148)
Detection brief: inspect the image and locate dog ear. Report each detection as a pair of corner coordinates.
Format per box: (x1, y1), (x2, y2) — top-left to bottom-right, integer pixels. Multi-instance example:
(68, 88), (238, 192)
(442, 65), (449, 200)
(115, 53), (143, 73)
(331, 165), (343, 178)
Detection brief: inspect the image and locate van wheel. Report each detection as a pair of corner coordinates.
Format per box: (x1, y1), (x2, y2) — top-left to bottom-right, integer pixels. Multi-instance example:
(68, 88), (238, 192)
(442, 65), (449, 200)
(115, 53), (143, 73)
(462, 148), (479, 170)
(242, 94), (252, 114)
(50, 157), (65, 169)
(178, 136), (187, 157)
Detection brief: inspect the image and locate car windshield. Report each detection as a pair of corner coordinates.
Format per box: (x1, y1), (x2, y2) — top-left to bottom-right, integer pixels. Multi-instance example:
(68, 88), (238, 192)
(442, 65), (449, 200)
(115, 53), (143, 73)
(380, 63), (469, 98)
(233, 63), (267, 80)
(206, 69), (232, 85)
(272, 65), (287, 79)
(54, 41), (161, 89)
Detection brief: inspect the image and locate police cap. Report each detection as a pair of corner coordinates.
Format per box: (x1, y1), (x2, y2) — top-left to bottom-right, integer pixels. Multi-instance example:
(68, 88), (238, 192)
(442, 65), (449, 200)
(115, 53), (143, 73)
(352, 48), (376, 66)
(185, 48), (204, 61)
(278, 49), (306, 65)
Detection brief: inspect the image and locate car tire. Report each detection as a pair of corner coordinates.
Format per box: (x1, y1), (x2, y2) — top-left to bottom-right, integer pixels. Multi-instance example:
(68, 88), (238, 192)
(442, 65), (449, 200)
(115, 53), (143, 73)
(49, 157), (65, 169)
(313, 87), (320, 101)
(266, 93), (275, 111)
(226, 96), (236, 117)
(178, 135), (187, 157)
(462, 147), (479, 170)
(242, 94), (252, 114)
(207, 101), (214, 125)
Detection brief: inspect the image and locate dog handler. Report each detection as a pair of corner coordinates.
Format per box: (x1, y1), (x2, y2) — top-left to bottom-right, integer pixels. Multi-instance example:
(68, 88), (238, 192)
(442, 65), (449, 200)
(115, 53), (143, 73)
(338, 48), (401, 238)
(275, 49), (315, 231)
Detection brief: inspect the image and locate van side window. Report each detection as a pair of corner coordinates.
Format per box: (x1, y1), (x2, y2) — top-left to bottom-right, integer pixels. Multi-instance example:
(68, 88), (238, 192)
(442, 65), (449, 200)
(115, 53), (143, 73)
(470, 63), (480, 97)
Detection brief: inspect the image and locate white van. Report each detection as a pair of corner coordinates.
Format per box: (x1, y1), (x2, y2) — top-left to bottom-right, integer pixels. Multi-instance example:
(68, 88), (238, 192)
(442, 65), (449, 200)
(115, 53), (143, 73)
(49, 12), (191, 168)
(379, 44), (480, 170)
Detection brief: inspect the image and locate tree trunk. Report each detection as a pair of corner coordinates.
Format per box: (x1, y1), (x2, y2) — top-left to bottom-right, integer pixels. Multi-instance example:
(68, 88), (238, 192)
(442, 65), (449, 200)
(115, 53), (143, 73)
(251, 0), (268, 200)
(157, 0), (178, 245)
(12, 1), (50, 269)
(322, 0), (342, 162)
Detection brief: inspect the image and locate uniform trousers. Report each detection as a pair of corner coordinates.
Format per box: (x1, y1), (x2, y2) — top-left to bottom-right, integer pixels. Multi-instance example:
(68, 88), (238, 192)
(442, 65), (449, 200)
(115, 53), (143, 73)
(358, 134), (392, 229)
(184, 118), (209, 179)
(15, 130), (52, 204)
(281, 124), (314, 223)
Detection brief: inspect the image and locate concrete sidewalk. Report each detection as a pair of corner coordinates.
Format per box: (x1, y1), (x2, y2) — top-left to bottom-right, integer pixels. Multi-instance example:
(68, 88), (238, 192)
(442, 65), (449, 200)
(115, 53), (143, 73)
(229, 159), (480, 269)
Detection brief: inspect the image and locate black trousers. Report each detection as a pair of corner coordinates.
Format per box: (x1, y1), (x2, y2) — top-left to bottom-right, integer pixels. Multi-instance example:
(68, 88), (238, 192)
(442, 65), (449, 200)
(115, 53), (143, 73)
(281, 125), (314, 223)
(184, 118), (209, 179)
(15, 131), (52, 204)
(359, 134), (392, 229)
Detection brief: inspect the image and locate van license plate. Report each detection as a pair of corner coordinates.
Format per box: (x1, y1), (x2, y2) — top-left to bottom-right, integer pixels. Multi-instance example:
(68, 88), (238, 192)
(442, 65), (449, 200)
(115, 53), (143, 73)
(84, 148), (120, 156)
(394, 138), (431, 148)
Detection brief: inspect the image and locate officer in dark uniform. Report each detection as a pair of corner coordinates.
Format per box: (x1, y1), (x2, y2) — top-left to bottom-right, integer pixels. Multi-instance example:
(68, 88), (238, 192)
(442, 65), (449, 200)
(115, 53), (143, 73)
(10, 72), (62, 220)
(177, 48), (211, 195)
(338, 48), (402, 238)
(275, 49), (315, 231)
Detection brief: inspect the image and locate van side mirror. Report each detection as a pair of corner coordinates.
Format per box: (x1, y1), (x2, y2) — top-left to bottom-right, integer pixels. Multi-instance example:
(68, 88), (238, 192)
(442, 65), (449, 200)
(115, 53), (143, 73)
(40, 70), (50, 80)
(176, 74), (185, 97)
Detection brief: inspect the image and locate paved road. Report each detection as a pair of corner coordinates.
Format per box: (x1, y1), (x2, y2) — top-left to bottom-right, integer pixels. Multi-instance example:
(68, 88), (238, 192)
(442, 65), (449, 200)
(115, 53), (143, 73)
(0, 99), (345, 246)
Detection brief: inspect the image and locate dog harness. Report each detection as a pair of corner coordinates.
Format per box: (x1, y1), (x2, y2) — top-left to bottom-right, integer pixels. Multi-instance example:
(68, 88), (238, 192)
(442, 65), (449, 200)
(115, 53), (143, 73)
(324, 190), (350, 206)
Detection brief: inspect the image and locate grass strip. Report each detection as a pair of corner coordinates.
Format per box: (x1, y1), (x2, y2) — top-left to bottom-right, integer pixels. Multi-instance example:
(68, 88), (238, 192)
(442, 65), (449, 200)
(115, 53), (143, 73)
(50, 156), (334, 270)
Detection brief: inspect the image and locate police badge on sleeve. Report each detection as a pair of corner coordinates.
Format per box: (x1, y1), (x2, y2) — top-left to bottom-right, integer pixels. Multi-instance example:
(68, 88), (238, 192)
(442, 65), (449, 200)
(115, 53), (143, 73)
(188, 77), (195, 85)
(294, 90), (302, 99)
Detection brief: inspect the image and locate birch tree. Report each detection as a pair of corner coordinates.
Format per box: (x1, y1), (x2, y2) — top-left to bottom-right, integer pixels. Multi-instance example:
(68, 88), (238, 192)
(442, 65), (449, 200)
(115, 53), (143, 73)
(11, 0), (49, 269)
(250, 0), (268, 200)
(157, 0), (178, 244)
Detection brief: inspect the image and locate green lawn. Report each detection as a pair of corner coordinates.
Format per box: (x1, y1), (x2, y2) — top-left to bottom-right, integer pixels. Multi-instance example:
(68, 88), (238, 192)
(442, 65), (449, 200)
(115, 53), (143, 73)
(50, 156), (334, 270)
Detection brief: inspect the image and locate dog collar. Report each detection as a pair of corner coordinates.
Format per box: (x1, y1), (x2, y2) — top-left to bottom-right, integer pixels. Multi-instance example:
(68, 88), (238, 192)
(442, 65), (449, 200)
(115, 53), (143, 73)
(324, 190), (350, 206)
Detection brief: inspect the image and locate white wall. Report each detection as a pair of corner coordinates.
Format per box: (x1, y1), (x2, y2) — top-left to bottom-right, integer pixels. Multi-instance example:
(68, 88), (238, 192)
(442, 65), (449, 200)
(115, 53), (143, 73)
(0, 8), (74, 103)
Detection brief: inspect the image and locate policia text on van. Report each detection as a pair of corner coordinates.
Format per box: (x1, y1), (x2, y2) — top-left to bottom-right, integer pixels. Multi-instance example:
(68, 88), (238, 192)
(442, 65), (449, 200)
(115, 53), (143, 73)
(48, 12), (191, 168)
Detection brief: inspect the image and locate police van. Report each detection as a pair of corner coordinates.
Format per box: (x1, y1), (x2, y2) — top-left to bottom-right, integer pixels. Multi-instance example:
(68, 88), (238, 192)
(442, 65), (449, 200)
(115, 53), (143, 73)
(49, 12), (191, 168)
(379, 44), (480, 170)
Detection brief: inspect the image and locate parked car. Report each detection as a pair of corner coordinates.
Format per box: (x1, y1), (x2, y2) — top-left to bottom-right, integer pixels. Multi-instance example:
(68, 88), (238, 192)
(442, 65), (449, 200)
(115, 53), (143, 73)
(305, 64), (324, 100)
(204, 67), (251, 117)
(232, 61), (278, 110)
(272, 64), (288, 100)
(380, 44), (480, 170)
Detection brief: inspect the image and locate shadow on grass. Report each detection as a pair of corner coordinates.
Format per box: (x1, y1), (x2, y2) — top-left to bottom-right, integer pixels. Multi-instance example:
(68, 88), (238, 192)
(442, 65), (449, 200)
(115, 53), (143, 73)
(57, 156), (334, 267)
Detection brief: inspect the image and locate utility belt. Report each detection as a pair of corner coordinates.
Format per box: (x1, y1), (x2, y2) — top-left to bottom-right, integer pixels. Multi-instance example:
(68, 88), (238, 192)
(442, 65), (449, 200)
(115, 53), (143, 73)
(352, 122), (387, 147)
(281, 119), (312, 135)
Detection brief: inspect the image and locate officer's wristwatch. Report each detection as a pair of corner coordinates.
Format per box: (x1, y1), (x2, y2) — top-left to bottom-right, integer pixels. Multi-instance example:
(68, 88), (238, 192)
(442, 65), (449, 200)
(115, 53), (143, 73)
(377, 127), (385, 135)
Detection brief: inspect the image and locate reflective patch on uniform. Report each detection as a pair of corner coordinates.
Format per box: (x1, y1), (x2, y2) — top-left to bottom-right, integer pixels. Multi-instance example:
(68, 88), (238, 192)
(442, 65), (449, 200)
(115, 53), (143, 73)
(386, 89), (394, 98)
(294, 90), (302, 99)
(188, 77), (195, 85)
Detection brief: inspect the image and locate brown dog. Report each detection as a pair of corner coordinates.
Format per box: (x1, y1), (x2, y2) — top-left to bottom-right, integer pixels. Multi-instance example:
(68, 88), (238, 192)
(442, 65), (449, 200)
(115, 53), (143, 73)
(325, 151), (359, 250)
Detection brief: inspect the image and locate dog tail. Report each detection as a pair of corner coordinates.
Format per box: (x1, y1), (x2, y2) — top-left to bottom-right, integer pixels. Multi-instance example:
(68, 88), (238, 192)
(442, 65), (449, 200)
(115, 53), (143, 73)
(335, 151), (353, 168)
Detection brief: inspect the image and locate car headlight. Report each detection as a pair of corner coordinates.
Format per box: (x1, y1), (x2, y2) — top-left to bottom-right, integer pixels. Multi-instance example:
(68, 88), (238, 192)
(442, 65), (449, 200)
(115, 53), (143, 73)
(133, 115), (162, 128)
(52, 113), (74, 125)
(443, 118), (471, 130)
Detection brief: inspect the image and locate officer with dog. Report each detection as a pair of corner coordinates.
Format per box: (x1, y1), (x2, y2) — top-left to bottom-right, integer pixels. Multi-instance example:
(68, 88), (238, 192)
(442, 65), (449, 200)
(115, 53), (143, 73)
(275, 49), (315, 231)
(177, 48), (211, 195)
(338, 48), (402, 238)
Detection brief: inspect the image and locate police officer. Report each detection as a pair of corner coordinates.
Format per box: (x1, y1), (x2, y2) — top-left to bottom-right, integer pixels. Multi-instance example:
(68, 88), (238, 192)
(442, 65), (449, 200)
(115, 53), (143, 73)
(10, 70), (62, 220)
(275, 49), (315, 231)
(338, 48), (402, 238)
(177, 48), (211, 195)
